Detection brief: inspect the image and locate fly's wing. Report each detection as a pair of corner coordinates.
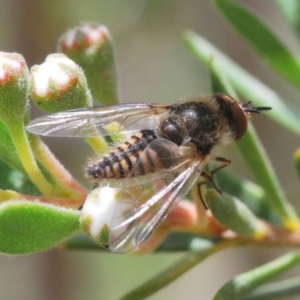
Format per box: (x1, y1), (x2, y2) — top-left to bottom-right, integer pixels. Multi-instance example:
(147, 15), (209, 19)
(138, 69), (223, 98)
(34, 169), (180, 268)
(109, 166), (200, 252)
(26, 103), (169, 137)
(99, 139), (205, 253)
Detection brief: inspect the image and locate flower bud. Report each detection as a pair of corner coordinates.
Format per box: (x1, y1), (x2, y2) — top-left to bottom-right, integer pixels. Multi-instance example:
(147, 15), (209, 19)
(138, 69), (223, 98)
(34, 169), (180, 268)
(0, 52), (29, 122)
(58, 22), (119, 105)
(206, 189), (268, 239)
(29, 53), (93, 112)
(80, 187), (117, 249)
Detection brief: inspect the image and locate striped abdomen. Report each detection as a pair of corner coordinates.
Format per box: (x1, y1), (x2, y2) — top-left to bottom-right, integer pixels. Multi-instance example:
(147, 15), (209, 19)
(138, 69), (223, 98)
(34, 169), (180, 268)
(87, 129), (162, 180)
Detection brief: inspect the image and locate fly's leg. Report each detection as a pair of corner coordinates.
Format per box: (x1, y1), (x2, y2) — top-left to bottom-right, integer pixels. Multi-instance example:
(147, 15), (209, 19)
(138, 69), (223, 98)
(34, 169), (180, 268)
(197, 156), (231, 209)
(209, 156), (231, 179)
(197, 171), (212, 209)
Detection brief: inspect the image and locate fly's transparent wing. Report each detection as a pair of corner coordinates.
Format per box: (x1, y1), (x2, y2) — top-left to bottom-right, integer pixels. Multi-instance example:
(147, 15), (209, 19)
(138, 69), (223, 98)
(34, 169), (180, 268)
(109, 166), (200, 252)
(26, 103), (169, 137)
(98, 139), (206, 252)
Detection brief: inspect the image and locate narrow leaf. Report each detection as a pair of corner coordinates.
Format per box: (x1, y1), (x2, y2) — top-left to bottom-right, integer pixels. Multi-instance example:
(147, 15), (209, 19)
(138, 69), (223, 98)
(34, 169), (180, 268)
(215, 171), (281, 226)
(206, 190), (268, 239)
(213, 250), (300, 300)
(246, 276), (300, 300)
(236, 124), (299, 229)
(214, 0), (300, 90)
(276, 0), (300, 41)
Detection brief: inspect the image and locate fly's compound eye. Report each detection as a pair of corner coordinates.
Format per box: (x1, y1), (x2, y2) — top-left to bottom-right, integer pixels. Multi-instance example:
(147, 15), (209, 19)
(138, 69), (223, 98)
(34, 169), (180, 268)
(214, 93), (248, 140)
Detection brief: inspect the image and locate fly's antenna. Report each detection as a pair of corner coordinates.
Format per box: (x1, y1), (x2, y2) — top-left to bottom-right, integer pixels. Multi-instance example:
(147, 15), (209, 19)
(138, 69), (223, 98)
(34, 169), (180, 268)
(241, 101), (272, 114)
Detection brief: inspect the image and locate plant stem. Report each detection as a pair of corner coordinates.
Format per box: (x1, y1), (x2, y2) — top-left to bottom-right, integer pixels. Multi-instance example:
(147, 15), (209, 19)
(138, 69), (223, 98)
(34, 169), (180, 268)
(29, 134), (87, 200)
(0, 189), (82, 209)
(85, 136), (110, 153)
(120, 239), (240, 300)
(7, 119), (55, 196)
(0, 189), (19, 201)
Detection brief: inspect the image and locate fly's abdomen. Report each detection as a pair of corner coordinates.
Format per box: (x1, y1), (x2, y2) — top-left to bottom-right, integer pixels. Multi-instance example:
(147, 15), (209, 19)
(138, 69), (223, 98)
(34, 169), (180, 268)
(87, 129), (160, 180)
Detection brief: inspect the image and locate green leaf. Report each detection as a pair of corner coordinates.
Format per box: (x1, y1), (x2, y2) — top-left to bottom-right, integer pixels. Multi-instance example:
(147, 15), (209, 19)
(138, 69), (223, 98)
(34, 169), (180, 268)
(235, 124), (299, 228)
(215, 171), (281, 226)
(246, 276), (300, 300)
(213, 250), (300, 300)
(214, 0), (300, 90)
(276, 0), (300, 41)
(182, 32), (300, 137)
(0, 200), (81, 254)
(206, 190), (267, 238)
(0, 160), (40, 195)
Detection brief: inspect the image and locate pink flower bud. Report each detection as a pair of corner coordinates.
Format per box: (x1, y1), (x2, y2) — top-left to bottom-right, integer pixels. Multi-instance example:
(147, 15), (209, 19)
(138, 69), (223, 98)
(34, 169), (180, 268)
(0, 52), (29, 121)
(29, 53), (92, 112)
(58, 22), (119, 105)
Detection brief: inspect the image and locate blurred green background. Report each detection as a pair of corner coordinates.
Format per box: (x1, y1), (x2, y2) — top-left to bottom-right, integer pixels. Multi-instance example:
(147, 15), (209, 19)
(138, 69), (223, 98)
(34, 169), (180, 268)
(1, 1), (300, 299)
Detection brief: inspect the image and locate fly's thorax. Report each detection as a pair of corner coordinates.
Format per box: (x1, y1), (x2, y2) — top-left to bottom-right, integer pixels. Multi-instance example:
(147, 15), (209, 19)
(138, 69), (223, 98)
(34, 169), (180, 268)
(158, 99), (231, 155)
(86, 129), (160, 181)
(158, 114), (186, 145)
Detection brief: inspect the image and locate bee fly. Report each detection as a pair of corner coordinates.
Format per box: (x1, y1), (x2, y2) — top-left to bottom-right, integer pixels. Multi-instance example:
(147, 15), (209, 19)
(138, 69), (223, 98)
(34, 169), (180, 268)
(26, 93), (271, 252)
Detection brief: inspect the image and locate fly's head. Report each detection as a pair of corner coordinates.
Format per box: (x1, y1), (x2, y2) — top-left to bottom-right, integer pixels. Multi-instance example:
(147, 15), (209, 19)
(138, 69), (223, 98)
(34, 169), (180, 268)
(213, 93), (271, 141)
